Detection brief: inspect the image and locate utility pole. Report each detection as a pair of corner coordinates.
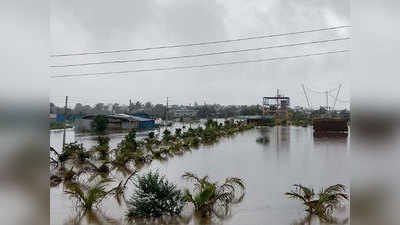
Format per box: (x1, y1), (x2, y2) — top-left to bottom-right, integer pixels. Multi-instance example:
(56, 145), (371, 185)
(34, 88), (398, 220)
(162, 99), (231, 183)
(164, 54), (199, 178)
(332, 84), (342, 110)
(325, 91), (329, 111)
(165, 97), (169, 122)
(62, 96), (68, 149)
(276, 89), (280, 119)
(129, 99), (132, 113)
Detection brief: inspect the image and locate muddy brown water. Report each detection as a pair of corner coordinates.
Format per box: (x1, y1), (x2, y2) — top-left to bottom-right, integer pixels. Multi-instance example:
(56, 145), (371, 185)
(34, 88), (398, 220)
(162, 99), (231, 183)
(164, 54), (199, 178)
(50, 125), (349, 225)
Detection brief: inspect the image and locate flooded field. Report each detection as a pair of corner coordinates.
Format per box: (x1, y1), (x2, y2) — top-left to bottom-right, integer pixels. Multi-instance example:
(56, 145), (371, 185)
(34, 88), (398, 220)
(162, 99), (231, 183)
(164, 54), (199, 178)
(50, 125), (350, 225)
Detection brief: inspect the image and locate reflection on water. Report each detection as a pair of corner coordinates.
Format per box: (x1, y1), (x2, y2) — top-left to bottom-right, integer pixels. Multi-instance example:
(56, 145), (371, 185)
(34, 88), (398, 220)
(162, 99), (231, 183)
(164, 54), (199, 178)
(63, 209), (122, 225)
(50, 125), (349, 225)
(291, 214), (349, 225)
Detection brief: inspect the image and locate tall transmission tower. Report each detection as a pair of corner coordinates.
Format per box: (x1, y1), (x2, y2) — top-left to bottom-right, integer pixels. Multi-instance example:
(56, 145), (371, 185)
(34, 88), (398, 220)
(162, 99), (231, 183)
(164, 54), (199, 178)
(332, 84), (342, 110)
(301, 84), (311, 109)
(263, 89), (290, 121)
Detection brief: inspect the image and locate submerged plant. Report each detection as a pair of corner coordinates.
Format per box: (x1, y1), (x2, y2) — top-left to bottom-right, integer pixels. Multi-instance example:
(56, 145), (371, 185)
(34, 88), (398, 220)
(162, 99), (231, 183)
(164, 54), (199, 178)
(65, 178), (112, 211)
(108, 171), (137, 205)
(256, 136), (270, 144)
(93, 136), (110, 160)
(182, 172), (245, 218)
(175, 128), (182, 137)
(126, 171), (186, 220)
(59, 142), (90, 164)
(111, 129), (142, 167)
(148, 131), (155, 139)
(49, 147), (60, 167)
(117, 129), (138, 153)
(163, 129), (171, 137)
(63, 166), (79, 182)
(285, 184), (349, 222)
(86, 161), (110, 180)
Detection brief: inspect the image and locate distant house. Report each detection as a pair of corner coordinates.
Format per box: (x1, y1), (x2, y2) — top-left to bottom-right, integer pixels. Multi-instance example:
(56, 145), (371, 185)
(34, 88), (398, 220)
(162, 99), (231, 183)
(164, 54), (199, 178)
(75, 113), (154, 132)
(131, 113), (151, 119)
(75, 114), (138, 132)
(174, 109), (198, 118)
(131, 113), (155, 129)
(131, 116), (155, 129)
(237, 115), (273, 125)
(56, 114), (66, 123)
(54, 113), (85, 123)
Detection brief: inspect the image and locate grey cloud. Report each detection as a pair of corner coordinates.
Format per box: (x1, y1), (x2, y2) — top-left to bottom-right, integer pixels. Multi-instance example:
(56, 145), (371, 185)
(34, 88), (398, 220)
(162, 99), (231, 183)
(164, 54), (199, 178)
(50, 0), (349, 108)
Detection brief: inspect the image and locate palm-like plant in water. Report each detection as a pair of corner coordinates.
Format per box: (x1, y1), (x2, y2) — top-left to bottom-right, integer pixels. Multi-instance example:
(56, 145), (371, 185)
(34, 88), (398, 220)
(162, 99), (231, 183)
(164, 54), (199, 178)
(182, 172), (245, 217)
(175, 128), (182, 137)
(162, 129), (171, 141)
(56, 142), (89, 163)
(108, 171), (137, 205)
(65, 178), (112, 211)
(93, 136), (110, 160)
(285, 184), (349, 222)
(117, 129), (138, 153)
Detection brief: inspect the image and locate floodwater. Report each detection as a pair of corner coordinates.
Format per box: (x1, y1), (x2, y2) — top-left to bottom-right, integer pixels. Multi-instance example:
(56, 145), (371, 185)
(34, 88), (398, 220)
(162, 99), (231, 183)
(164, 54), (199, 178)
(50, 124), (350, 225)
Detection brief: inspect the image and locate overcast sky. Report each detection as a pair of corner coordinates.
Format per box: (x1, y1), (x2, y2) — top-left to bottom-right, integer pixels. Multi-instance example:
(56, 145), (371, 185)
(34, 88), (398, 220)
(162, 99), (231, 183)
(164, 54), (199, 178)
(50, 0), (349, 109)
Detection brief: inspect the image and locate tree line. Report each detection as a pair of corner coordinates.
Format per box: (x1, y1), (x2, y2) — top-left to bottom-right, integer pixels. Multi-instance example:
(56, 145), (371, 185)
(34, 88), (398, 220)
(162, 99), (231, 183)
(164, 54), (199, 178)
(50, 101), (350, 120)
(49, 101), (265, 119)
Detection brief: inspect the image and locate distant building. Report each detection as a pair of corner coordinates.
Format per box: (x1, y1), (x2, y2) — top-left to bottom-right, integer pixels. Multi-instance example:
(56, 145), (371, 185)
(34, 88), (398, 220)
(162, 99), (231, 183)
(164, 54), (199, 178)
(56, 114), (66, 123)
(131, 116), (155, 129)
(131, 113), (151, 119)
(237, 115), (273, 126)
(174, 109), (198, 118)
(131, 113), (155, 129)
(75, 113), (154, 132)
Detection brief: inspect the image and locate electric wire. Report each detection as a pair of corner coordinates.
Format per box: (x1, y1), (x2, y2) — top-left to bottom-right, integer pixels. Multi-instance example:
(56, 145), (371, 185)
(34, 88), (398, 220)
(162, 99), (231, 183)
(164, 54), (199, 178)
(50, 25), (351, 57)
(51, 49), (349, 78)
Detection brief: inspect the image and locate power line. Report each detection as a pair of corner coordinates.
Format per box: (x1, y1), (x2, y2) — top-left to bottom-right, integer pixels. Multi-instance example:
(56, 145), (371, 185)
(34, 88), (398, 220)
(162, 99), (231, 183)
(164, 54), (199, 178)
(50, 37), (350, 68)
(51, 50), (349, 78)
(328, 93), (349, 103)
(51, 49), (349, 78)
(51, 25), (351, 57)
(306, 86), (339, 94)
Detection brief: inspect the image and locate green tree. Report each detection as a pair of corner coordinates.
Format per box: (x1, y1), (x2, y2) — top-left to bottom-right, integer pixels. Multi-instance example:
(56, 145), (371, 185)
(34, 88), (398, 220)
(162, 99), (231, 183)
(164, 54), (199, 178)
(91, 115), (108, 133)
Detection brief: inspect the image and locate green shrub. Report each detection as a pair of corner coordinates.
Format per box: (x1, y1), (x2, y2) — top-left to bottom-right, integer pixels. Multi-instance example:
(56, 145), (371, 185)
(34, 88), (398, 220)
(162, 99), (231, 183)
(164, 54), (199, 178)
(126, 171), (186, 219)
(91, 115), (108, 133)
